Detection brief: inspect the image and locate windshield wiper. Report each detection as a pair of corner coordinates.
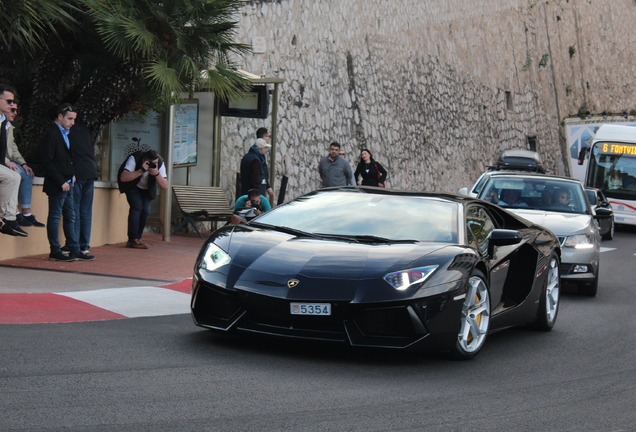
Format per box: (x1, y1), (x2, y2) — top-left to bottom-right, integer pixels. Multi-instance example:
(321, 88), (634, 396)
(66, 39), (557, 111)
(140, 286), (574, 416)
(350, 235), (417, 244)
(314, 233), (360, 243)
(250, 222), (324, 239)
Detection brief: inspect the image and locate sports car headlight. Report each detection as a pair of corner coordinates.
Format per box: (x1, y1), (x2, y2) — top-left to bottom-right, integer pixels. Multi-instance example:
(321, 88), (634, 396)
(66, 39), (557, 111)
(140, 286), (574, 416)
(383, 265), (439, 291)
(201, 243), (231, 271)
(563, 234), (595, 249)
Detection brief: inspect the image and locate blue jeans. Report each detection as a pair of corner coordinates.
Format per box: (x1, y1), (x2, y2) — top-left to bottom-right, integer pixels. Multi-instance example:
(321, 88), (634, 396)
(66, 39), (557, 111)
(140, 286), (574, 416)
(15, 164), (32, 209)
(125, 186), (152, 242)
(47, 187), (79, 254)
(72, 179), (94, 250)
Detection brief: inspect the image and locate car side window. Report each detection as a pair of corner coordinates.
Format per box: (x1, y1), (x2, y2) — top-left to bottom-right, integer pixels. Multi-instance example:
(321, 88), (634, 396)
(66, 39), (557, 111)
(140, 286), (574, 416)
(466, 206), (495, 256)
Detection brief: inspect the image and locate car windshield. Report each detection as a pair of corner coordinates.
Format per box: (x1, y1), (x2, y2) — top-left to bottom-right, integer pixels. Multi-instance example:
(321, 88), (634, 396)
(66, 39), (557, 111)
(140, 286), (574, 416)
(254, 190), (459, 243)
(478, 177), (589, 214)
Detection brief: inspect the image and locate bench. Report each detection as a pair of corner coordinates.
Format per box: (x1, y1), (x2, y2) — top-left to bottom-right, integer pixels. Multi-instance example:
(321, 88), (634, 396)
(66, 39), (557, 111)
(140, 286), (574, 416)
(172, 185), (234, 238)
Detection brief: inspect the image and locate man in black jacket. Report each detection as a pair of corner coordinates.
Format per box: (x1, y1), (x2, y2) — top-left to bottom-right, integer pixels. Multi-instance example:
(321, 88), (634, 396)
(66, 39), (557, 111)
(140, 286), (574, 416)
(240, 127), (274, 198)
(62, 120), (98, 257)
(41, 103), (94, 261)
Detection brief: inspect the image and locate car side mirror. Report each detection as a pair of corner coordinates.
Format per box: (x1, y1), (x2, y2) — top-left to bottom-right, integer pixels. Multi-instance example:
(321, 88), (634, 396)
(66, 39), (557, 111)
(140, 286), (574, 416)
(594, 207), (612, 219)
(457, 187), (468, 196)
(488, 229), (523, 257)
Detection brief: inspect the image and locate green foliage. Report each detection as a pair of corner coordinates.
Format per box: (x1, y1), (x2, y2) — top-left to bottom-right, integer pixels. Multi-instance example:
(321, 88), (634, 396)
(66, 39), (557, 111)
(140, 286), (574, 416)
(0, 0), (77, 54)
(522, 52), (532, 71)
(569, 45), (576, 58)
(539, 53), (550, 68)
(577, 104), (589, 120)
(0, 0), (251, 157)
(565, 85), (572, 95)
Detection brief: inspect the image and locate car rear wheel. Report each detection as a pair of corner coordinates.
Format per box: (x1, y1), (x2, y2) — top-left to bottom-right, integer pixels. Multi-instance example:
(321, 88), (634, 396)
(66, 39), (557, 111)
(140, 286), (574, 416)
(602, 219), (615, 240)
(451, 271), (490, 360)
(532, 253), (560, 331)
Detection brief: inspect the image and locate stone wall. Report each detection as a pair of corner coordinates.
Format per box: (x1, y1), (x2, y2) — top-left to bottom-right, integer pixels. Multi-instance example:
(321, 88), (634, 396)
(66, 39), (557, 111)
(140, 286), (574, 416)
(219, 0), (636, 202)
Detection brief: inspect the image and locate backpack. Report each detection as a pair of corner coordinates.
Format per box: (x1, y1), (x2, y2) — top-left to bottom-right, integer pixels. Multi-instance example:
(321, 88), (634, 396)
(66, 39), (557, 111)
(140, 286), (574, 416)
(117, 151), (141, 193)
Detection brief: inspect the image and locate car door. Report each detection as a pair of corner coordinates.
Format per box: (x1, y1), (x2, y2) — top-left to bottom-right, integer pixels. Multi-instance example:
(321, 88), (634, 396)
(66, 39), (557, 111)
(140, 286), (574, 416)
(465, 205), (509, 312)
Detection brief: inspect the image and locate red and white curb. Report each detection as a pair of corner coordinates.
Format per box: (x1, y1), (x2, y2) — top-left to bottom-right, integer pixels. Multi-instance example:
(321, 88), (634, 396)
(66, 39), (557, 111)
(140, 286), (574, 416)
(0, 280), (192, 324)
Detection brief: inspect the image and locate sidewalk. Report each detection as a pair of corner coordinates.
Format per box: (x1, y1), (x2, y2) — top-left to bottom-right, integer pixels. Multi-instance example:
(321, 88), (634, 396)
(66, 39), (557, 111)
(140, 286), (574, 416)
(0, 232), (206, 283)
(0, 233), (207, 324)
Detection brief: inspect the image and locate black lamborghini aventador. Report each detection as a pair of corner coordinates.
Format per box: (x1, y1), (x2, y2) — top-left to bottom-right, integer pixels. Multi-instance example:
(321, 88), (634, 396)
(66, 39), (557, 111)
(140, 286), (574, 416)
(191, 187), (561, 359)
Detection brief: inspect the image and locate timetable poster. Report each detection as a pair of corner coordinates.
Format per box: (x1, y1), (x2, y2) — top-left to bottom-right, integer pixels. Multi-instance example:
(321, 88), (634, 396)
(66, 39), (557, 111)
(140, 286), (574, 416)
(172, 100), (199, 167)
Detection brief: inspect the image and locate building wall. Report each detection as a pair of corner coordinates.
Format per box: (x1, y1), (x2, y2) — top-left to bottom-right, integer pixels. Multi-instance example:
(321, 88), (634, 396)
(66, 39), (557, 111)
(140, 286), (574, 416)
(219, 0), (636, 202)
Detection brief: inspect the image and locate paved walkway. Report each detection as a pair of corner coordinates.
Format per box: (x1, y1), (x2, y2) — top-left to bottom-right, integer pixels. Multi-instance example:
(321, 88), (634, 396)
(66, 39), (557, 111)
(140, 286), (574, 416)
(0, 232), (206, 324)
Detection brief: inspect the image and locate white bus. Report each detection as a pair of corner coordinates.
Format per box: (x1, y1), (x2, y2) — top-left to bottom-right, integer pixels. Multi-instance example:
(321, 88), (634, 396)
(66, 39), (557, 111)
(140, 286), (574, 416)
(583, 124), (636, 226)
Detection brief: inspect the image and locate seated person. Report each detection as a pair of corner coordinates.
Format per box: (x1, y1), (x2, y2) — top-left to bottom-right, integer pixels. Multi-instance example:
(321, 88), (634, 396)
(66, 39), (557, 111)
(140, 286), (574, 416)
(498, 188), (528, 207)
(5, 106), (45, 227)
(550, 188), (571, 210)
(607, 169), (622, 190)
(484, 189), (499, 204)
(234, 188), (271, 215)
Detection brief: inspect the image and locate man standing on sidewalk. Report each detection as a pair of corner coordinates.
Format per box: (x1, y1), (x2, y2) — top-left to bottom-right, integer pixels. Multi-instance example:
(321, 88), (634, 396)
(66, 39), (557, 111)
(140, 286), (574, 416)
(318, 141), (353, 188)
(0, 84), (27, 237)
(41, 103), (94, 261)
(240, 128), (274, 198)
(61, 120), (98, 257)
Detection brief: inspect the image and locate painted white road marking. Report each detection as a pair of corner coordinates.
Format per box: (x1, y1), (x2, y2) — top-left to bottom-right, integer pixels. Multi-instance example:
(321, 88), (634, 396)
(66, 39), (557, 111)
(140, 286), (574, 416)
(57, 287), (190, 318)
(600, 247), (616, 253)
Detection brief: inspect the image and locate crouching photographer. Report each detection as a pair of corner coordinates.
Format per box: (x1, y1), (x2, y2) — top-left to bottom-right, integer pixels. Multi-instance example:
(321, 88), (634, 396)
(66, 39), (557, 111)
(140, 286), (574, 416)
(232, 188), (271, 224)
(117, 149), (168, 248)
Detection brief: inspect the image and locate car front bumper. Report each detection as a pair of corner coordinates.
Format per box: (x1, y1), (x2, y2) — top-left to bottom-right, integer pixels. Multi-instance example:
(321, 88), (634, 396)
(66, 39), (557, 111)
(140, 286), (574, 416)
(190, 276), (465, 351)
(559, 246), (599, 283)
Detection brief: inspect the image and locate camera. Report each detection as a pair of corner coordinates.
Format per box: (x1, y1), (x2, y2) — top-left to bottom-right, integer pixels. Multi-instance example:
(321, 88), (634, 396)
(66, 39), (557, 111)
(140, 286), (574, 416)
(250, 200), (259, 208)
(148, 162), (157, 169)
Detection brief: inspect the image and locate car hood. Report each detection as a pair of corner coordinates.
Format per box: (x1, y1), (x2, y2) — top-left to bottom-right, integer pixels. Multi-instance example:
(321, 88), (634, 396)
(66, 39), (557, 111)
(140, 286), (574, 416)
(202, 227), (459, 301)
(226, 228), (448, 279)
(506, 209), (592, 235)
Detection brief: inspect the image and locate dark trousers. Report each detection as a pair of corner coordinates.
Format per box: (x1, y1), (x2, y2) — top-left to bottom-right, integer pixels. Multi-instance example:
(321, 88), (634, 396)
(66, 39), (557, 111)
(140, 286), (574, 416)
(125, 186), (152, 242)
(72, 179), (95, 250)
(47, 187), (78, 254)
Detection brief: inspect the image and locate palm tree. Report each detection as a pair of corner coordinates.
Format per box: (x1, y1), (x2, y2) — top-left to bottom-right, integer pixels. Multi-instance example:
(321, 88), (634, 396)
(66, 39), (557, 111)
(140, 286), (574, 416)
(1, 0), (251, 159)
(0, 0), (76, 54)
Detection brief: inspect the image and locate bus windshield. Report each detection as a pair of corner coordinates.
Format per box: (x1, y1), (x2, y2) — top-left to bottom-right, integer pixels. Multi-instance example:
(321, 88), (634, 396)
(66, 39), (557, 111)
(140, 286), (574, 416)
(587, 141), (636, 199)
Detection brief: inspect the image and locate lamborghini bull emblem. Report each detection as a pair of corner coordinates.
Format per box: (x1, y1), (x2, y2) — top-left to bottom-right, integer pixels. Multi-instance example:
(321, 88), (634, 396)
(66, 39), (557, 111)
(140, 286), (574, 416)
(287, 279), (300, 288)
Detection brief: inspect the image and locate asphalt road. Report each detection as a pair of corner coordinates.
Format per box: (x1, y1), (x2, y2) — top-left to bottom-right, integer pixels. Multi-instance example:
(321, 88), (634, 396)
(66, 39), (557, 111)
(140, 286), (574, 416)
(1, 230), (635, 431)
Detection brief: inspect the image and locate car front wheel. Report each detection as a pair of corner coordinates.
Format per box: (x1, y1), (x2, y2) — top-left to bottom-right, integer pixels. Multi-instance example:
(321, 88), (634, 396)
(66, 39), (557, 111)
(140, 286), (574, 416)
(532, 253), (560, 330)
(579, 269), (599, 297)
(602, 218), (615, 240)
(451, 271), (490, 360)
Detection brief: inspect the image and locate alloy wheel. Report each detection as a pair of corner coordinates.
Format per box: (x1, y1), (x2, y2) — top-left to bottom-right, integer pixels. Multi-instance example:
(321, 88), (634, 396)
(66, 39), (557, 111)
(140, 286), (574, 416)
(545, 257), (560, 323)
(458, 275), (490, 353)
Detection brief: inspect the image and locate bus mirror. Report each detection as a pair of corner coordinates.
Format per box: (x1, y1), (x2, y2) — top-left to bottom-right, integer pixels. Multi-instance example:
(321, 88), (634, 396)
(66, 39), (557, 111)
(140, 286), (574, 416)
(578, 146), (588, 165)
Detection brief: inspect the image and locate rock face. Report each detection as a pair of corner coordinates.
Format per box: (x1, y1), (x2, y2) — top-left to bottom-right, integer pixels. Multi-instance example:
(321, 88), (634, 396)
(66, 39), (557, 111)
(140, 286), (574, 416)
(219, 0), (636, 202)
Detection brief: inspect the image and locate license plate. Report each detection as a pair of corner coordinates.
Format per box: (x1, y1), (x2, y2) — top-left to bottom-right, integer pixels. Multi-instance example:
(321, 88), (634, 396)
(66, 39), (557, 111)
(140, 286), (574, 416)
(616, 217), (625, 222)
(290, 303), (331, 316)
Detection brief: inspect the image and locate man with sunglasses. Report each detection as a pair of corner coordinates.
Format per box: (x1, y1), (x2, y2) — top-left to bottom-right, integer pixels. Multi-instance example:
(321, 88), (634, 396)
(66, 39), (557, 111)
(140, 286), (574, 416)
(4, 105), (45, 228)
(41, 103), (94, 261)
(0, 84), (27, 237)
